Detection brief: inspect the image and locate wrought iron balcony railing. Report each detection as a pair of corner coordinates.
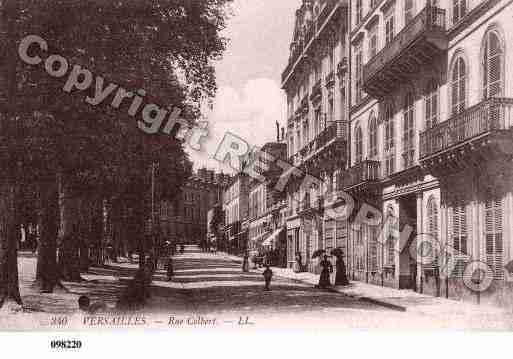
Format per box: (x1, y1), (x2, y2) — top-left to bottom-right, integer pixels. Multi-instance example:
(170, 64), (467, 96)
(363, 5), (447, 98)
(420, 97), (513, 159)
(337, 160), (380, 190)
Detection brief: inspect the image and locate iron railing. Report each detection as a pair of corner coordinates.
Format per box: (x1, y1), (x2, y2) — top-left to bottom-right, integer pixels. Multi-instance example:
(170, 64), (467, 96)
(420, 97), (513, 158)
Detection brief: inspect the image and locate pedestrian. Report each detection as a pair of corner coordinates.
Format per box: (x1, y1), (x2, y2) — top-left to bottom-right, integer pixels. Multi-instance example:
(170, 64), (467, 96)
(166, 256), (174, 281)
(263, 264), (273, 291)
(242, 251), (249, 272)
(294, 252), (302, 273)
(317, 255), (333, 289)
(180, 243), (185, 254)
(334, 252), (349, 286)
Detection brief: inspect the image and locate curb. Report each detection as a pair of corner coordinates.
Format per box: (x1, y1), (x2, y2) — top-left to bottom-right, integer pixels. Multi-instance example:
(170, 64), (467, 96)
(254, 267), (408, 312)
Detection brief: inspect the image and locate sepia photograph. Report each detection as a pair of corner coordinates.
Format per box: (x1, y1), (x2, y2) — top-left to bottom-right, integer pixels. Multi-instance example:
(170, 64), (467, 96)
(1, 0), (513, 353)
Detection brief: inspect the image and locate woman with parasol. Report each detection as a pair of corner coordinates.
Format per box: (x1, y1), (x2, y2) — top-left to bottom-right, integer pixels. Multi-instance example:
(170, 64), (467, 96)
(312, 250), (332, 288)
(331, 248), (349, 286)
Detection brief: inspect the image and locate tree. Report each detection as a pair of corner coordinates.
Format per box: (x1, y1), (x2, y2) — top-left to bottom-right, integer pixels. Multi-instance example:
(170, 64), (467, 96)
(0, 0), (232, 305)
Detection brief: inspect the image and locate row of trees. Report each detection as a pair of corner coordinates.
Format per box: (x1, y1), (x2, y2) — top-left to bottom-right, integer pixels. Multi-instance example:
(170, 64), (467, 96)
(0, 0), (232, 309)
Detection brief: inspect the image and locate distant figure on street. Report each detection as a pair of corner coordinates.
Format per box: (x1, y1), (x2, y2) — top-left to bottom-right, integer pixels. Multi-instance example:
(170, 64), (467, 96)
(317, 255), (333, 289)
(263, 264), (273, 291)
(294, 252), (303, 273)
(180, 243), (185, 254)
(166, 256), (174, 281)
(242, 252), (249, 272)
(334, 253), (349, 286)
(78, 295), (107, 314)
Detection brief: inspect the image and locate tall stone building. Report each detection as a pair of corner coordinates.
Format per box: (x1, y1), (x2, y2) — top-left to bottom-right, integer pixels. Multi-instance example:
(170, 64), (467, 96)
(159, 169), (230, 244)
(282, 0), (350, 272)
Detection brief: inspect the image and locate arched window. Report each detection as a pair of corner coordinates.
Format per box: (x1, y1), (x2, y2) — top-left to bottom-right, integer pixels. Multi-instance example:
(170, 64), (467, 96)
(425, 79), (439, 129)
(451, 56), (466, 116)
(383, 103), (395, 176)
(483, 30), (504, 99)
(402, 92), (415, 169)
(355, 125), (363, 163)
(369, 113), (378, 158)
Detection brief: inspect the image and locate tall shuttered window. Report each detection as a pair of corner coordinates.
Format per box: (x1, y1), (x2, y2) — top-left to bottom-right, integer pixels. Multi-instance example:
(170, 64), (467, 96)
(483, 31), (503, 99)
(426, 196), (439, 268)
(404, 0), (414, 24)
(369, 113), (378, 158)
(452, 0), (466, 25)
(385, 8), (395, 45)
(386, 206), (397, 267)
(451, 57), (466, 116)
(485, 195), (503, 280)
(452, 202), (467, 255)
(369, 226), (378, 272)
(355, 43), (363, 103)
(355, 125), (363, 163)
(425, 79), (439, 129)
(369, 25), (378, 59)
(356, 0), (363, 24)
(402, 92), (415, 169)
(383, 104), (395, 177)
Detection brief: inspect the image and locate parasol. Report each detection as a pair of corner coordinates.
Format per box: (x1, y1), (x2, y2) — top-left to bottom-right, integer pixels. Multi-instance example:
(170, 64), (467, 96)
(331, 247), (344, 258)
(311, 249), (326, 259)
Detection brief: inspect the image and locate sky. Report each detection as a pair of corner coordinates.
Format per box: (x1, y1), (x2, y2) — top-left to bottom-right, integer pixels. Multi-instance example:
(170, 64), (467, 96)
(187, 0), (299, 173)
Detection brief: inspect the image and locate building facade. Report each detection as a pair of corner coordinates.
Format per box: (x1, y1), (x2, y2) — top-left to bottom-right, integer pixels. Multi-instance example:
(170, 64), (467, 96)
(344, 0), (513, 306)
(222, 172), (250, 254)
(282, 0), (350, 273)
(247, 142), (288, 266)
(281, 0), (513, 308)
(159, 169), (229, 244)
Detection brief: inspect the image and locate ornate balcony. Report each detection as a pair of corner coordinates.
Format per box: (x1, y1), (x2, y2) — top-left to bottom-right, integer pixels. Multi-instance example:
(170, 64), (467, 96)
(337, 160), (380, 191)
(363, 5), (447, 99)
(420, 98), (513, 175)
(302, 121), (347, 176)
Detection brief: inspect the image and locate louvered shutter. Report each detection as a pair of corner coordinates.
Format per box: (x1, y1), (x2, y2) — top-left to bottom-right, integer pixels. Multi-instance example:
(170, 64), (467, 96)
(484, 32), (503, 99)
(485, 196), (504, 280)
(451, 202), (468, 276)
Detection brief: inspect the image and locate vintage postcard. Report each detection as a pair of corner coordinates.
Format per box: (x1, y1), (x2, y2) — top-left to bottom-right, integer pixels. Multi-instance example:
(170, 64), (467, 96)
(1, 1), (513, 347)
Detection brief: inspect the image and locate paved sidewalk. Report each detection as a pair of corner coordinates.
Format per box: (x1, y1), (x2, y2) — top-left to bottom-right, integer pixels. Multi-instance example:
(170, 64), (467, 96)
(216, 251), (510, 316)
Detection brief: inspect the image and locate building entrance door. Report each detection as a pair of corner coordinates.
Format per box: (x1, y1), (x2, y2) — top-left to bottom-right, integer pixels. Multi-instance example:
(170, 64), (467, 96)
(398, 194), (418, 290)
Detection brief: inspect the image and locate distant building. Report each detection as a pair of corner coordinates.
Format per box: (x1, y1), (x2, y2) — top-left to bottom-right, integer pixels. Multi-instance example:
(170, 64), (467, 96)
(159, 169), (230, 243)
(222, 172), (250, 254)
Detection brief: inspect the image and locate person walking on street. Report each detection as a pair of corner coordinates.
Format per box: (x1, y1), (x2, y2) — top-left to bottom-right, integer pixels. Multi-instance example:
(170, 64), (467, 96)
(166, 256), (174, 281)
(317, 255), (333, 289)
(263, 264), (273, 291)
(242, 251), (249, 272)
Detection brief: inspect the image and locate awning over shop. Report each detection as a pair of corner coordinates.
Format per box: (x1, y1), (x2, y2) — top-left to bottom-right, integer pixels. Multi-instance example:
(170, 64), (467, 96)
(262, 228), (284, 247)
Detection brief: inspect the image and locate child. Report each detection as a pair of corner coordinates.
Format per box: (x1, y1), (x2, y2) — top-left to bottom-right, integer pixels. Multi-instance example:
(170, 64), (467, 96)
(263, 264), (273, 291)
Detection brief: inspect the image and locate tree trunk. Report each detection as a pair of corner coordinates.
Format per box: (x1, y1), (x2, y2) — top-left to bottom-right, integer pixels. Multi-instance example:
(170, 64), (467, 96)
(57, 173), (82, 282)
(0, 181), (22, 309)
(35, 178), (59, 293)
(90, 196), (104, 267)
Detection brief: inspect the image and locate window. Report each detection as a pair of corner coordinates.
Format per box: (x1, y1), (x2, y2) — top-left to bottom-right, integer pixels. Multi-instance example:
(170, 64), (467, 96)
(425, 79), (439, 129)
(355, 125), (363, 163)
(452, 0), (466, 25)
(426, 196), (439, 267)
(451, 57), (466, 116)
(485, 194), (503, 279)
(402, 92), (415, 169)
(355, 43), (363, 103)
(404, 0), (414, 24)
(452, 201), (467, 255)
(483, 30), (503, 99)
(369, 113), (378, 158)
(356, 0), (363, 24)
(315, 109), (322, 137)
(328, 98), (334, 123)
(383, 103), (395, 176)
(302, 119), (309, 146)
(386, 206), (397, 267)
(369, 226), (378, 271)
(385, 7), (395, 45)
(369, 25), (378, 59)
